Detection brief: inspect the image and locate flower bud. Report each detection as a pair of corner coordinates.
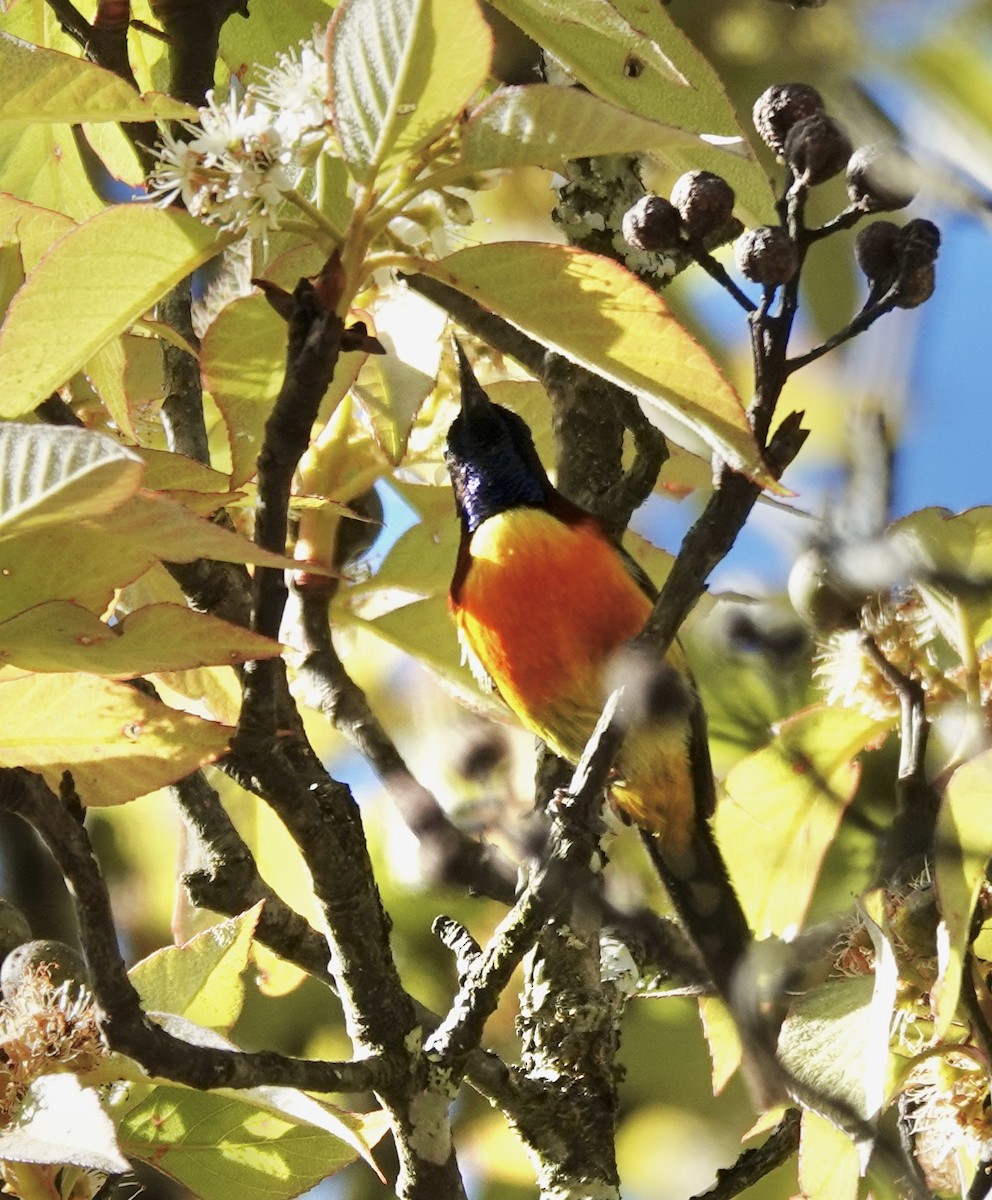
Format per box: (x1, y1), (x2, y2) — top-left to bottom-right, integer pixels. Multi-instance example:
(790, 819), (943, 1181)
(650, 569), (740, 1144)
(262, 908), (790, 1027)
(752, 83), (824, 160)
(734, 226), (798, 286)
(784, 112), (853, 186)
(621, 194), (683, 252)
(670, 170), (735, 237)
(846, 143), (917, 213)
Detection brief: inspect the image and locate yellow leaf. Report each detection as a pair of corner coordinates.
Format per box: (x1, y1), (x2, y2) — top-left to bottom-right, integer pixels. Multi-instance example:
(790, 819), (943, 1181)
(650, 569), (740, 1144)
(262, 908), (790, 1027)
(129, 905), (263, 1035)
(719, 706), (890, 937)
(427, 243), (768, 481)
(0, 673), (230, 805)
(0, 206), (222, 416)
(933, 749), (992, 1037)
(0, 601), (282, 677)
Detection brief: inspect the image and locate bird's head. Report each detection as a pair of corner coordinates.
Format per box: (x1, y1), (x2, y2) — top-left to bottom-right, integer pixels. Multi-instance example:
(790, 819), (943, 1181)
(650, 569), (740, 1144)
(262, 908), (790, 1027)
(444, 343), (552, 534)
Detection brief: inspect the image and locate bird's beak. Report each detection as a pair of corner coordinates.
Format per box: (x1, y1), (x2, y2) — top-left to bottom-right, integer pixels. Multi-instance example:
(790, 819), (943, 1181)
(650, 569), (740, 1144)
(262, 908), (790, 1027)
(454, 339), (492, 417)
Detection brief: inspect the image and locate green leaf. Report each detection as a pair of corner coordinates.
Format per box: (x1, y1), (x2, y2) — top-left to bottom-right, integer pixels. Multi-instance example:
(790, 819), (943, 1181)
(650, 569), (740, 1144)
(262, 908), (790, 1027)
(889, 505), (992, 580)
(129, 905), (263, 1035)
(799, 1111), (860, 1200)
(352, 286), (445, 464)
(0, 491), (303, 626)
(0, 422), (145, 539)
(328, 0), (491, 183)
(719, 706), (890, 937)
(0, 193), (75, 272)
(219, 0), (336, 73)
(0, 33), (196, 124)
(782, 898), (896, 1151)
(201, 295), (288, 487)
(486, 0), (775, 223)
(0, 1074), (130, 1175)
(777, 976), (880, 1121)
(136, 447), (244, 512)
(347, 596), (508, 721)
(698, 994), (741, 1095)
(85, 336), (137, 442)
(427, 242), (767, 480)
(889, 507), (992, 651)
(932, 749), (992, 1038)
(0, 601), (283, 677)
(0, 239), (24, 323)
(202, 294), (374, 486)
(0, 673), (231, 805)
(93, 492), (313, 572)
(0, 206), (223, 417)
(460, 84), (723, 172)
(113, 1019), (386, 1200)
(352, 509), (456, 603)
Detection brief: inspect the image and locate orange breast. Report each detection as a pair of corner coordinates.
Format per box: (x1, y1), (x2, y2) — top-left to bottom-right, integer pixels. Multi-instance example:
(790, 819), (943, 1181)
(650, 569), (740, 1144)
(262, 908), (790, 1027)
(456, 510), (648, 709)
(452, 507), (697, 851)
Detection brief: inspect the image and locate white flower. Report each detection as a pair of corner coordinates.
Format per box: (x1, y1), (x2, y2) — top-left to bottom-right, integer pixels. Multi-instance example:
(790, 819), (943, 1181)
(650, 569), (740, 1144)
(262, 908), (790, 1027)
(149, 28), (332, 237)
(149, 88), (300, 235)
(253, 32), (330, 150)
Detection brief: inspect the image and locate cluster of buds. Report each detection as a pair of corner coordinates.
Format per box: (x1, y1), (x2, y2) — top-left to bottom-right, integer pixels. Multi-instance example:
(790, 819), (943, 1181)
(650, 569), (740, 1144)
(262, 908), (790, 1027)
(148, 31), (330, 236)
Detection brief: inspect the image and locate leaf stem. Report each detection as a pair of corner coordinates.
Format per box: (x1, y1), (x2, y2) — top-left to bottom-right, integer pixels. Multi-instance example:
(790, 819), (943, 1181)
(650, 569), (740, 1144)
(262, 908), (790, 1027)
(282, 190), (344, 246)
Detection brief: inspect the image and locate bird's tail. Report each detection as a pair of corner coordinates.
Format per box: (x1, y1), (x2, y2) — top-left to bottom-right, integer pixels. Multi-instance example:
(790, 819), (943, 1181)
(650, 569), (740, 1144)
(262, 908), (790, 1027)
(640, 818), (752, 1003)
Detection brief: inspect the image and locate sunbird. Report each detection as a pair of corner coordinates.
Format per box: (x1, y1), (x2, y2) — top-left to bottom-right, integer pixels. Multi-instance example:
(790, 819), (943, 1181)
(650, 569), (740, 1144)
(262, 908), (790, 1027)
(444, 346), (751, 997)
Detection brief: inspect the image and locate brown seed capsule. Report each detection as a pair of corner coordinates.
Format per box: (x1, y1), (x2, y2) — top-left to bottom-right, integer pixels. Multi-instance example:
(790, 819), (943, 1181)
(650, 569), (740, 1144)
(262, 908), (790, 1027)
(752, 83), (825, 160)
(670, 170), (735, 237)
(899, 218), (941, 270)
(854, 220), (902, 290)
(734, 226), (798, 286)
(846, 143), (917, 212)
(784, 112), (853, 186)
(893, 263), (936, 309)
(621, 194), (683, 252)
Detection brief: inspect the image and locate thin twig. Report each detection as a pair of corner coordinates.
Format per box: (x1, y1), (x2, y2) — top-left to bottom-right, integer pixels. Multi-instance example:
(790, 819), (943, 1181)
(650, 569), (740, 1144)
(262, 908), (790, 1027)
(297, 593), (519, 903)
(686, 240), (758, 313)
(785, 294), (899, 375)
(690, 1108), (801, 1200)
(425, 693), (623, 1071)
(861, 633), (938, 882)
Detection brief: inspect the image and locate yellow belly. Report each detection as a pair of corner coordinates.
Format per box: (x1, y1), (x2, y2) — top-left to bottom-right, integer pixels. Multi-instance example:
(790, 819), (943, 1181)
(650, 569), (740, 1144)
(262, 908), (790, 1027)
(454, 508), (696, 851)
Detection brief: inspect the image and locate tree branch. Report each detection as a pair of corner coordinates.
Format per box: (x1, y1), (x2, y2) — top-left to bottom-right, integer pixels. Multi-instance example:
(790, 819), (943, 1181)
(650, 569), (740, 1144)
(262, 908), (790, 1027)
(0, 768), (385, 1095)
(233, 273), (469, 1199)
(296, 593), (518, 903)
(690, 1108), (801, 1200)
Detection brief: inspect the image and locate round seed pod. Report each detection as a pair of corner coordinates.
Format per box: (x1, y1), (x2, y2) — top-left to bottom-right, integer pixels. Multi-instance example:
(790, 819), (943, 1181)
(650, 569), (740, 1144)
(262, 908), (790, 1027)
(734, 226), (799, 286)
(670, 170), (735, 238)
(0, 899), (31, 968)
(893, 264), (936, 309)
(788, 547), (863, 634)
(899, 218), (941, 270)
(621, 194), (683, 252)
(752, 83), (825, 160)
(1, 938), (89, 1003)
(854, 220), (902, 291)
(784, 112), (853, 187)
(846, 143), (917, 213)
